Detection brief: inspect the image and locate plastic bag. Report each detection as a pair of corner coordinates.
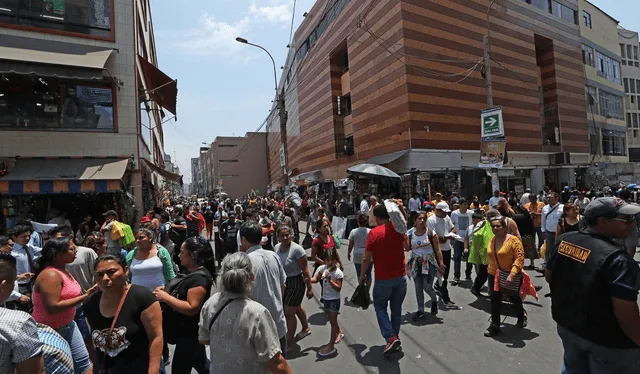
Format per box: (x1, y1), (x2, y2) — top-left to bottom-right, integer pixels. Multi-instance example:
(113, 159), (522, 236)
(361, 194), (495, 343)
(384, 200), (407, 234)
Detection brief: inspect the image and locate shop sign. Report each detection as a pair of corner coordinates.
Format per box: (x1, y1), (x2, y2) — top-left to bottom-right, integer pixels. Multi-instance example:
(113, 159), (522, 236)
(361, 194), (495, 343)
(479, 138), (506, 169)
(481, 106), (504, 138)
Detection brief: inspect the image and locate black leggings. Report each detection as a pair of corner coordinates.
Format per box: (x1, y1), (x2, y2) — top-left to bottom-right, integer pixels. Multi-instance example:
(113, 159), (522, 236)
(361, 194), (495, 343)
(472, 264), (488, 293)
(487, 274), (525, 326)
(171, 335), (210, 374)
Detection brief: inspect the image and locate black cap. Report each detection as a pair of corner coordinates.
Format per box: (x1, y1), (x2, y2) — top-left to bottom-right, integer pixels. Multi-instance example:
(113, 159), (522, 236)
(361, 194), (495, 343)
(584, 197), (640, 219)
(102, 210), (118, 219)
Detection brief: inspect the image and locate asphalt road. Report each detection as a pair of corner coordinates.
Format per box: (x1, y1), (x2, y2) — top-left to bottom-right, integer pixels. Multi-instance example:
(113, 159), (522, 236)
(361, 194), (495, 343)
(167, 226), (640, 374)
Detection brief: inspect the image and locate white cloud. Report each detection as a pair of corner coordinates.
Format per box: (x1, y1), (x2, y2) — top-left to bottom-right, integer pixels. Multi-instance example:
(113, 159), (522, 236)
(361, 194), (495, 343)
(248, 1), (291, 24)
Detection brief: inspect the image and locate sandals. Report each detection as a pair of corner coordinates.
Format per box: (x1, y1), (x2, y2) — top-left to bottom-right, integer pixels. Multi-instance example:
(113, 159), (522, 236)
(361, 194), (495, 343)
(335, 332), (344, 344)
(294, 329), (311, 341)
(317, 347), (337, 357)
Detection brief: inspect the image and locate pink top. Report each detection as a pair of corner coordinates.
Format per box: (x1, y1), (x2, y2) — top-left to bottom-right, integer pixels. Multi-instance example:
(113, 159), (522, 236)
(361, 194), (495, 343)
(33, 267), (82, 329)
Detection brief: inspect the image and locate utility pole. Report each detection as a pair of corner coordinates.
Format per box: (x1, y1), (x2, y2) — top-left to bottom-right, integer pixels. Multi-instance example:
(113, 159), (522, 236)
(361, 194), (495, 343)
(485, 0), (499, 192)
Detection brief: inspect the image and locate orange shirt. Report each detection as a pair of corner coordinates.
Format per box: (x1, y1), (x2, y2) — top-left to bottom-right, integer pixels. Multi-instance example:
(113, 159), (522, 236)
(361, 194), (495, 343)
(525, 202), (545, 228)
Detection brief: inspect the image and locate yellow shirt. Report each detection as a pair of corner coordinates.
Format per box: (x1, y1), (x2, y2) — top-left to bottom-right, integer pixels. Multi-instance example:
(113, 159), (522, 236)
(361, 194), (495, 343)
(487, 235), (524, 277)
(525, 202), (545, 228)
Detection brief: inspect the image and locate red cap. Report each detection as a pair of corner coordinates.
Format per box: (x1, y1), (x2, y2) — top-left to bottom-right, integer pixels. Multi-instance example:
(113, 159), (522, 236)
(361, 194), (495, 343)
(140, 216), (151, 223)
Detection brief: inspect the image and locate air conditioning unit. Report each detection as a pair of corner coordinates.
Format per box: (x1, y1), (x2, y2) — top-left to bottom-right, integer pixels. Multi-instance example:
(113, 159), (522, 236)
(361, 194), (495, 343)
(550, 152), (570, 165)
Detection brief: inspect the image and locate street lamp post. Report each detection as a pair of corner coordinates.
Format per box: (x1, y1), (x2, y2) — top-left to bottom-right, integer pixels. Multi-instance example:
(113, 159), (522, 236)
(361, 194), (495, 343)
(236, 37), (288, 190)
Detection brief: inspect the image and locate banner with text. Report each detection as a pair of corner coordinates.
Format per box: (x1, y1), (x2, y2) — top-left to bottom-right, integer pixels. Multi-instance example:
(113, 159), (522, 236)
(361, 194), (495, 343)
(479, 138), (506, 169)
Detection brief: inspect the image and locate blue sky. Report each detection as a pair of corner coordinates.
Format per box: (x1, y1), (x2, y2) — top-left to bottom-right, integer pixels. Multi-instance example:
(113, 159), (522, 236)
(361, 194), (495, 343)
(153, 0), (638, 182)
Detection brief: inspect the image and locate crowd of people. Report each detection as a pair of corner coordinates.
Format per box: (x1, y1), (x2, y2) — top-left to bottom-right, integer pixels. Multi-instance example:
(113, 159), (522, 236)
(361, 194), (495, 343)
(0, 184), (639, 374)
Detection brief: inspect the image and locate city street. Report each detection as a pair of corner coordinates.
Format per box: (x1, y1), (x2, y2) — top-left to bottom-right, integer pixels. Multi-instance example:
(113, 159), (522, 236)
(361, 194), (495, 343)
(168, 225), (640, 374)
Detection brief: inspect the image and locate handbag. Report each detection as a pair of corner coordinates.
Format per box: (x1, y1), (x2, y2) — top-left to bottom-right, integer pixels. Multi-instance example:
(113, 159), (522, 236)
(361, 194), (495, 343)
(350, 284), (371, 310)
(162, 269), (212, 344)
(492, 237), (522, 295)
(302, 234), (313, 249)
(98, 285), (131, 374)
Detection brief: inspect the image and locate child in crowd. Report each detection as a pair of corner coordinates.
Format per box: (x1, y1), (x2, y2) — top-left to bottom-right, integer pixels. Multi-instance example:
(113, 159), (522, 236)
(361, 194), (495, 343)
(312, 249), (344, 357)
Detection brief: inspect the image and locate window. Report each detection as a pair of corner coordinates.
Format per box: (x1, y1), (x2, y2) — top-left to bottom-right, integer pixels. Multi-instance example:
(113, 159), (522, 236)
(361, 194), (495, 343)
(595, 51), (622, 85)
(294, 0), (350, 63)
(628, 45), (633, 60)
(527, 0), (549, 11)
(139, 102), (152, 149)
(635, 46), (639, 60)
(551, 1), (576, 24)
(621, 44), (627, 59)
(0, 0), (112, 38)
(581, 44), (595, 67)
(219, 159), (238, 163)
(0, 74), (114, 131)
(583, 10), (592, 28)
(602, 130), (626, 156)
(624, 78), (629, 93)
(632, 96), (636, 104)
(337, 94), (351, 116)
(631, 79), (637, 94)
(218, 144), (237, 148)
(585, 85), (598, 114)
(636, 79), (640, 94)
(635, 113), (640, 127)
(599, 90), (624, 120)
(628, 113), (632, 127)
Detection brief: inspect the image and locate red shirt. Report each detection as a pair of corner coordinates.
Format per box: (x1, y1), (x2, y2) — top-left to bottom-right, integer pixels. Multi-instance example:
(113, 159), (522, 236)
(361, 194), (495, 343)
(312, 235), (335, 263)
(366, 223), (406, 280)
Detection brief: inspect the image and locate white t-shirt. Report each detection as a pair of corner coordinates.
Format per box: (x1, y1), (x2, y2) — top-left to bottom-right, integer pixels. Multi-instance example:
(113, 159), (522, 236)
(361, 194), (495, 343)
(427, 215), (455, 251)
(450, 209), (474, 242)
(360, 200), (370, 214)
(407, 227), (434, 256)
(408, 198), (422, 213)
(315, 265), (344, 301)
(348, 227), (370, 264)
(489, 196), (502, 208)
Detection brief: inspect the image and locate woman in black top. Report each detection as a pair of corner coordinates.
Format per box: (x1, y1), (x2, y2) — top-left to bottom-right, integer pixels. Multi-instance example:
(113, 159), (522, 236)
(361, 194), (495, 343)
(153, 237), (215, 374)
(84, 254), (162, 374)
(555, 203), (582, 240)
(513, 206), (537, 269)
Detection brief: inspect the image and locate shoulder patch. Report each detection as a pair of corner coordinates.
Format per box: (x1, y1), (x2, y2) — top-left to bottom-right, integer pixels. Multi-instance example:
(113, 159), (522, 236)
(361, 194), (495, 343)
(558, 241), (591, 263)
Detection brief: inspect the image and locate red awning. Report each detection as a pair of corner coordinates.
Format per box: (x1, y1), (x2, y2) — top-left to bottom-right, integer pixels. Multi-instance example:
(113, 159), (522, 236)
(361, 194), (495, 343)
(138, 56), (177, 116)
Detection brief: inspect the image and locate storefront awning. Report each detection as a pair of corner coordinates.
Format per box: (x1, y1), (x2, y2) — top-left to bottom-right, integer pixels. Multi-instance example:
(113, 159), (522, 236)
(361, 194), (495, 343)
(0, 35), (114, 80)
(367, 149), (462, 174)
(142, 159), (182, 184)
(0, 158), (128, 194)
(290, 169), (323, 184)
(138, 56), (178, 116)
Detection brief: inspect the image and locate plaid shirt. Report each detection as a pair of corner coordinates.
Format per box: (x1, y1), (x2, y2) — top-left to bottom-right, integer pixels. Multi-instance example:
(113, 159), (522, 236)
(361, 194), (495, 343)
(36, 323), (73, 374)
(0, 308), (43, 374)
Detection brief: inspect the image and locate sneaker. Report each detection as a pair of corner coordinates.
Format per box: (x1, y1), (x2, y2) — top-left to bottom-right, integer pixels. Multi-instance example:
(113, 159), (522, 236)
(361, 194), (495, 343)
(484, 324), (501, 337)
(451, 277), (460, 285)
(516, 314), (528, 328)
(412, 311), (425, 321)
(383, 336), (401, 354)
(443, 301), (461, 310)
(465, 276), (472, 282)
(431, 301), (438, 316)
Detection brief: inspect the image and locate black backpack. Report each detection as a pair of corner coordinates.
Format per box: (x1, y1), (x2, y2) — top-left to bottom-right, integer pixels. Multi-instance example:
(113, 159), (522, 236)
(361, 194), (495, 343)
(161, 269), (212, 344)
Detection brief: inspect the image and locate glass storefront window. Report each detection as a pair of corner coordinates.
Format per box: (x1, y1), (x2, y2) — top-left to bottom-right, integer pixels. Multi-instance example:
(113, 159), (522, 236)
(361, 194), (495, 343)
(0, 0), (112, 38)
(0, 74), (115, 131)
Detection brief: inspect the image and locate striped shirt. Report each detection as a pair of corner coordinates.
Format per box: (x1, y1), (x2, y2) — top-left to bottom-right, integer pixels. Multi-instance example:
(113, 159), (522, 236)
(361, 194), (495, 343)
(36, 323), (73, 374)
(0, 308), (43, 374)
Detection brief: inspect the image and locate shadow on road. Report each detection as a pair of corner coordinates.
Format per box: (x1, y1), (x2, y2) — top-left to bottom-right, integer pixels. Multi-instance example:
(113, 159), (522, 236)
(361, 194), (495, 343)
(400, 311), (443, 326)
(349, 343), (404, 373)
(307, 312), (328, 326)
(491, 327), (540, 348)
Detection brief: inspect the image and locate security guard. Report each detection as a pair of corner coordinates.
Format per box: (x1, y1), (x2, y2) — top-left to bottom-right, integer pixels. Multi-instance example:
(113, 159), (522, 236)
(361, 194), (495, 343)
(545, 197), (640, 373)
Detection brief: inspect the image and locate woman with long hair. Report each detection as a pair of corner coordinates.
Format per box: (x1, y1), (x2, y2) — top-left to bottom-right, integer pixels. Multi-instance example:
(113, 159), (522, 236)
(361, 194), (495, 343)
(555, 203), (582, 240)
(513, 205), (537, 269)
(405, 211), (445, 320)
(484, 216), (526, 337)
(125, 227), (175, 291)
(84, 254), (163, 373)
(83, 231), (107, 256)
(153, 237), (215, 374)
(275, 226), (313, 352)
(32, 237), (95, 374)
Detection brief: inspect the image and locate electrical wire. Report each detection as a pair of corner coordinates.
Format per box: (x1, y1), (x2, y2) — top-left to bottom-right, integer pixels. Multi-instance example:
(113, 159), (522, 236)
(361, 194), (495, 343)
(490, 57), (545, 92)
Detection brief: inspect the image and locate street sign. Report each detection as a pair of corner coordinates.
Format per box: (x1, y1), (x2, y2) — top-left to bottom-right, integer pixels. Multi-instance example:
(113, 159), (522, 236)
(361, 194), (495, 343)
(279, 145), (286, 167)
(481, 106), (504, 138)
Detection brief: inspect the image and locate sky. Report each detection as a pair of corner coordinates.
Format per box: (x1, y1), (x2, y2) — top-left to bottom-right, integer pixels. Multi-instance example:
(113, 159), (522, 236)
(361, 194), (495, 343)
(152, 0), (639, 183)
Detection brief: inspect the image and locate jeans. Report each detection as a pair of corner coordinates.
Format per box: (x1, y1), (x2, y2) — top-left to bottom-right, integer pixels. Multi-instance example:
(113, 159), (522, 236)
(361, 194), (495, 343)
(354, 262), (373, 282)
(453, 241), (473, 279)
(544, 233), (556, 263)
(535, 227), (544, 250)
(74, 305), (90, 342)
(439, 250), (452, 303)
(472, 264), (489, 293)
(373, 276), (407, 341)
(56, 320), (92, 374)
(172, 336), (210, 374)
(557, 324), (640, 374)
(487, 275), (524, 326)
(414, 267), (437, 312)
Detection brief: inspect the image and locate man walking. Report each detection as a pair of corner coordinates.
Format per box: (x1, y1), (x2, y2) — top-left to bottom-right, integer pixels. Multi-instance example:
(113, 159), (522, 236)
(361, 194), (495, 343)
(427, 202), (458, 309)
(450, 198), (473, 284)
(541, 192), (563, 265)
(360, 203), (407, 354)
(546, 197), (640, 373)
(408, 193), (422, 227)
(239, 222), (288, 357)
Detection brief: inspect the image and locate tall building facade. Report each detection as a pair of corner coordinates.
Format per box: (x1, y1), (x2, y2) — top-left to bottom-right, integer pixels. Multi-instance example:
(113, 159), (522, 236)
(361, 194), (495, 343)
(267, 0), (590, 194)
(579, 0), (626, 164)
(0, 0), (179, 222)
(620, 29), (640, 161)
(202, 133), (269, 198)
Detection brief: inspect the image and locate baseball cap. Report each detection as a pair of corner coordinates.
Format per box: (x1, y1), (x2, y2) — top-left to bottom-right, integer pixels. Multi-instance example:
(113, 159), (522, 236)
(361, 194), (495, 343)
(584, 197), (640, 219)
(102, 210), (118, 219)
(436, 201), (451, 212)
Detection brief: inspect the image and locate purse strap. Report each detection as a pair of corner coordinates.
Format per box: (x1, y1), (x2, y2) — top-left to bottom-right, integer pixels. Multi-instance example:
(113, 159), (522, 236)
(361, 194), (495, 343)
(100, 285), (131, 374)
(208, 298), (238, 331)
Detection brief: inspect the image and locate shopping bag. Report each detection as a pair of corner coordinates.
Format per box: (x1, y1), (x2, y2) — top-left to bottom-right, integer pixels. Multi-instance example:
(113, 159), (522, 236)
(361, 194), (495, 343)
(331, 216), (346, 239)
(302, 234), (313, 249)
(540, 242), (547, 259)
(110, 221), (124, 241)
(350, 284), (371, 309)
(384, 200), (407, 234)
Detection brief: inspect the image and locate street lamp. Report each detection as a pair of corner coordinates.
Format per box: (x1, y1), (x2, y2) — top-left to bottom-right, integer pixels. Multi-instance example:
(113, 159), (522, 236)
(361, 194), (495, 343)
(235, 37), (278, 93)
